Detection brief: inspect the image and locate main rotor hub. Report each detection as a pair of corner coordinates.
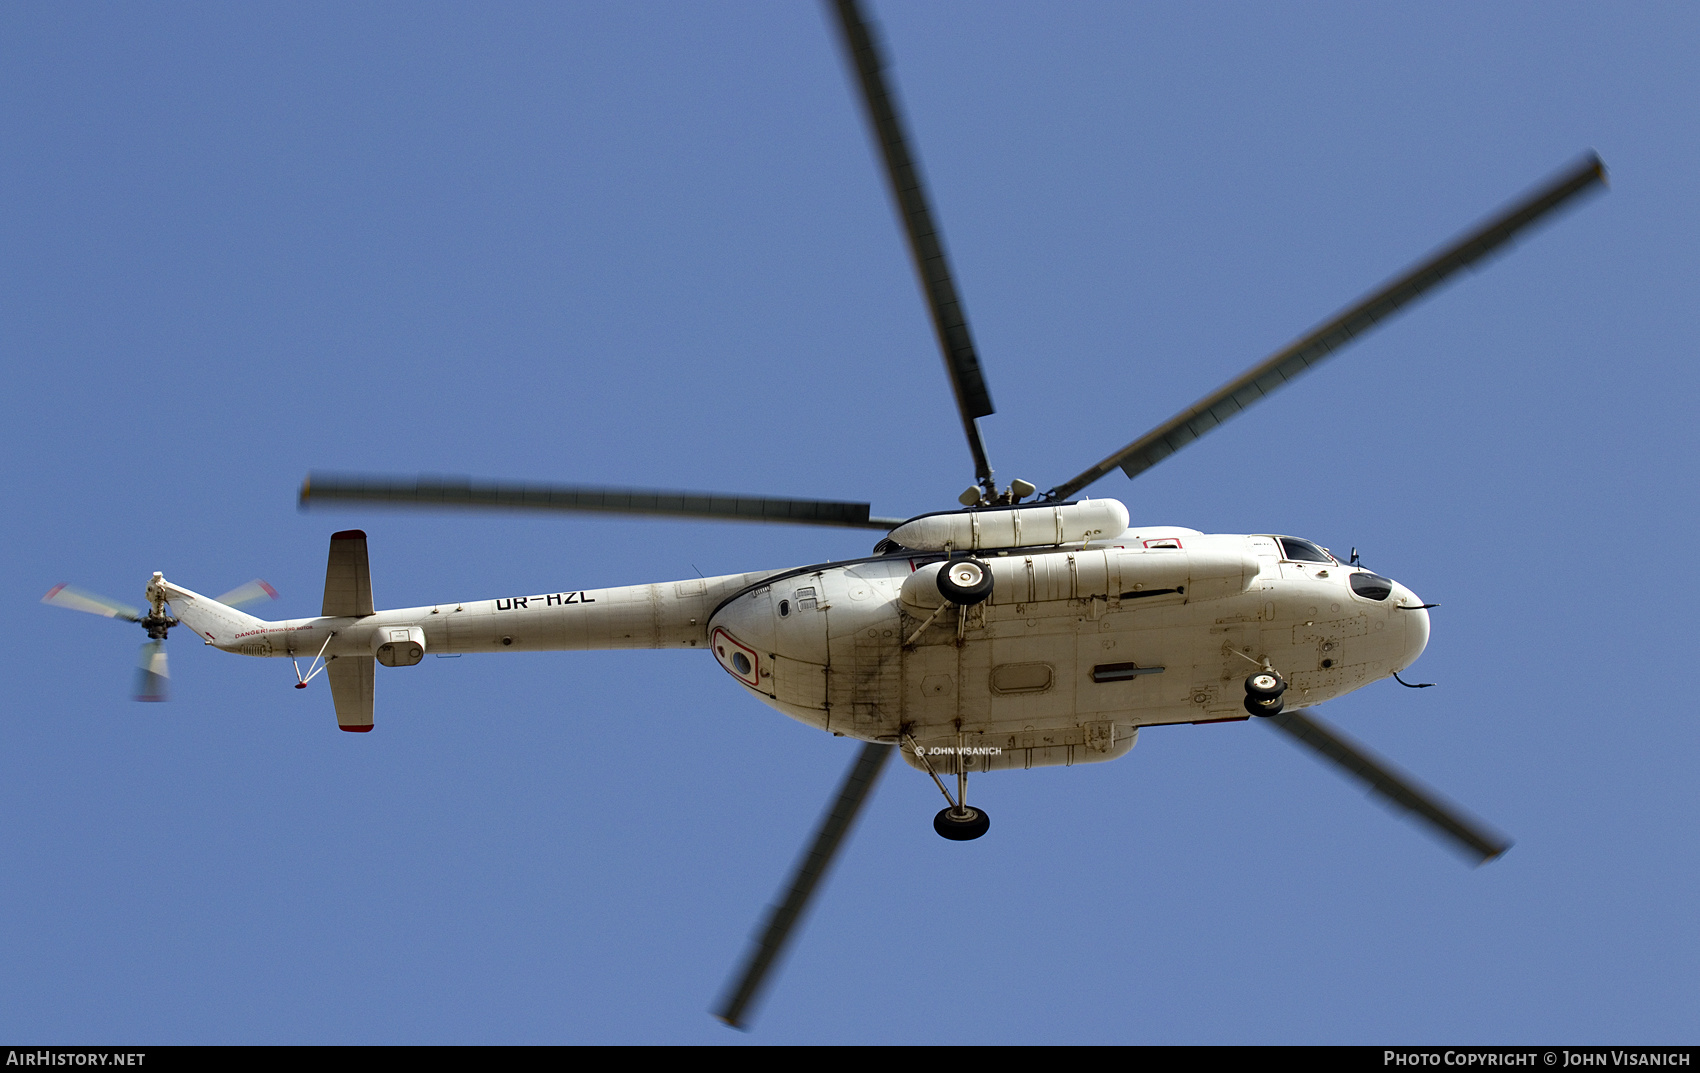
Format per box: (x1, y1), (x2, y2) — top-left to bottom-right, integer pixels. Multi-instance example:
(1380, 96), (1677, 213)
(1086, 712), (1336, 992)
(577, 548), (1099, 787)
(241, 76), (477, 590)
(960, 477), (1041, 508)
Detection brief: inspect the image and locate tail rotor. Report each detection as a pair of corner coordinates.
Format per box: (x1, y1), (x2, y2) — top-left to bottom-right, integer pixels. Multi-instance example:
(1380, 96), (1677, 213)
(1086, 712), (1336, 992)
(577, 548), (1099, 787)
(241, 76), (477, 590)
(42, 572), (277, 702)
(134, 640), (170, 702)
(41, 584), (143, 622)
(213, 579), (280, 608)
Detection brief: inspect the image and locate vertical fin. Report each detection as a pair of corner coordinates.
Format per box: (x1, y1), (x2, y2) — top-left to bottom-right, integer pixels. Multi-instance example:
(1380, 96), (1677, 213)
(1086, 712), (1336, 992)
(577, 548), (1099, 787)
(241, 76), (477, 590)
(322, 530), (374, 618)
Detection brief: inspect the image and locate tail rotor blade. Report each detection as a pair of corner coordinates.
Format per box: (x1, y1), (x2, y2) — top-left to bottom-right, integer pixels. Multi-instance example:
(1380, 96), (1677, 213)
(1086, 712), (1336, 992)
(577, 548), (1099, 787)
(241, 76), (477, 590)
(42, 584), (142, 622)
(715, 740), (894, 1029)
(214, 579), (279, 608)
(133, 641), (169, 703)
(1266, 708), (1510, 865)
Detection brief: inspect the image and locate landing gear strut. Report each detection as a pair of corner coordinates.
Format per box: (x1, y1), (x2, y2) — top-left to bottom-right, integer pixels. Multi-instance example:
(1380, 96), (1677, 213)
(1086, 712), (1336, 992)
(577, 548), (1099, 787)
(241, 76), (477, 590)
(906, 730), (991, 841)
(1244, 669), (1287, 717)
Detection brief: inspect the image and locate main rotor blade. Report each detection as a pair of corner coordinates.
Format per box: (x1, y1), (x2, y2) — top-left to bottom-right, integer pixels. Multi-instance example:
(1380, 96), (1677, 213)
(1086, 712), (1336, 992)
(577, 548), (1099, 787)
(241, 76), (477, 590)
(300, 474), (904, 530)
(716, 740), (894, 1030)
(829, 0), (996, 486)
(42, 584), (141, 623)
(1266, 708), (1510, 865)
(1047, 153), (1607, 500)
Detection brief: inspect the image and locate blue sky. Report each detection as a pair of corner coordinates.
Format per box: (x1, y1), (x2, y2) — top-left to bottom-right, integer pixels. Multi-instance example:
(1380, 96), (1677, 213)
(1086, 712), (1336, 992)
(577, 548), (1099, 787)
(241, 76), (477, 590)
(4, 1), (1697, 1043)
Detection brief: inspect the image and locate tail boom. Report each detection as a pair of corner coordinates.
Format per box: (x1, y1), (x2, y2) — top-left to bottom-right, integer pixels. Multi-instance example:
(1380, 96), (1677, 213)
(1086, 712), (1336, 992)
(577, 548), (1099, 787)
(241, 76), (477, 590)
(178, 570), (775, 661)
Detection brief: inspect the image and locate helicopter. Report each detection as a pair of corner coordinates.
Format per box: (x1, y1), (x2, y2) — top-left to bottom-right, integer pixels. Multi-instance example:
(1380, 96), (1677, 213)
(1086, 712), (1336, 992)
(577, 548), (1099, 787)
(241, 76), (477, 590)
(41, 0), (1606, 1031)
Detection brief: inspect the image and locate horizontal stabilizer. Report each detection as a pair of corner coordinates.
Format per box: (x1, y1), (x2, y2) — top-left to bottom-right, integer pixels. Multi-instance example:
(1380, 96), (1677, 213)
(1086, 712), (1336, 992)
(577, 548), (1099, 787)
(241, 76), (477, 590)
(327, 655), (374, 732)
(323, 530), (374, 618)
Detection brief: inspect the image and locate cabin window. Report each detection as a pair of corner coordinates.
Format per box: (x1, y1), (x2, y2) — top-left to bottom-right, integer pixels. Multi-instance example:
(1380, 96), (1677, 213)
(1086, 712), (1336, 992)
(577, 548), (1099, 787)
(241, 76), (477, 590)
(1349, 572), (1394, 601)
(731, 651), (752, 675)
(989, 662), (1053, 694)
(1278, 537), (1334, 563)
(1143, 538), (1182, 549)
(794, 586), (818, 611)
(778, 599), (791, 617)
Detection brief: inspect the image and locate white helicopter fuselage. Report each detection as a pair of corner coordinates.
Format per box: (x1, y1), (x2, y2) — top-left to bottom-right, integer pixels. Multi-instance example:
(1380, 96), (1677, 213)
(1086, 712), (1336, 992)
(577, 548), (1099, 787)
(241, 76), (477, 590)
(165, 504), (1429, 770)
(702, 528), (1428, 772)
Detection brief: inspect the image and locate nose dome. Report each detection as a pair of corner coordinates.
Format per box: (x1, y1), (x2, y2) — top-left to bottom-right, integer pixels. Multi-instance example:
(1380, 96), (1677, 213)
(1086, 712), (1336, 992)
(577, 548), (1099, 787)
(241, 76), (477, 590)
(1393, 582), (1430, 670)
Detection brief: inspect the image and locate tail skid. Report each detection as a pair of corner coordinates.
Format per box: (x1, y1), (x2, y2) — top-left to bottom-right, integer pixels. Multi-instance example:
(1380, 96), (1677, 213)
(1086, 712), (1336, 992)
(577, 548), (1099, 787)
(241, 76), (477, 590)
(292, 632), (336, 689)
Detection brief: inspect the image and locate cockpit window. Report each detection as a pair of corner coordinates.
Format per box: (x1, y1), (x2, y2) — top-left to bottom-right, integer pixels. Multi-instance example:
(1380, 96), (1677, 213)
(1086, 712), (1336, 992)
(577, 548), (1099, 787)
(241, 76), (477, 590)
(1349, 572), (1394, 601)
(1278, 537), (1334, 563)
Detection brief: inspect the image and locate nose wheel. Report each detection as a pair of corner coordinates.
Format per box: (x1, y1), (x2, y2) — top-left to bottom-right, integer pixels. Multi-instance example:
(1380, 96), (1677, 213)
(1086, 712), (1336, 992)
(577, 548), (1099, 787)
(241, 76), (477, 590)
(1244, 670), (1287, 717)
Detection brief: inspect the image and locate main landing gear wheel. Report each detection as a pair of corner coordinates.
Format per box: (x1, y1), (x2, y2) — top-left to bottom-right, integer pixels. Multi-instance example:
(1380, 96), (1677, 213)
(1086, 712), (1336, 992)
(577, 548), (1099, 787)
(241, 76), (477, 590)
(1244, 671), (1287, 717)
(934, 806), (991, 841)
(907, 731), (992, 841)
